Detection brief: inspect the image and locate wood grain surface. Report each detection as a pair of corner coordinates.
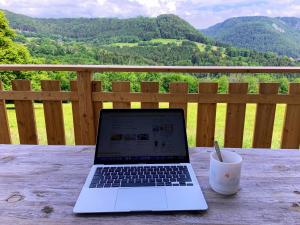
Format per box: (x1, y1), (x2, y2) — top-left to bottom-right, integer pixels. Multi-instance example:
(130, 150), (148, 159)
(12, 80), (38, 144)
(77, 71), (96, 145)
(0, 82), (11, 144)
(169, 82), (188, 124)
(253, 83), (279, 148)
(224, 83), (248, 148)
(112, 82), (131, 109)
(1, 64), (300, 74)
(41, 80), (66, 145)
(281, 83), (300, 149)
(70, 81), (83, 145)
(141, 82), (159, 109)
(0, 145), (299, 225)
(196, 83), (218, 147)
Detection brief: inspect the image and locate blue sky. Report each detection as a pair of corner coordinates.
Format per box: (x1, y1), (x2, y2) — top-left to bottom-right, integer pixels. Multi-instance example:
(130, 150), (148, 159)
(0, 0), (299, 28)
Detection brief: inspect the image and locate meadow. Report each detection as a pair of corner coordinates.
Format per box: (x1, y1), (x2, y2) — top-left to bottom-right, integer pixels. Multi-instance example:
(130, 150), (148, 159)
(6, 102), (286, 148)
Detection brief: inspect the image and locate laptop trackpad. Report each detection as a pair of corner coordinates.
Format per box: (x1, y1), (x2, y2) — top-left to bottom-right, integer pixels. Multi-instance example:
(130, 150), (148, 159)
(115, 187), (167, 211)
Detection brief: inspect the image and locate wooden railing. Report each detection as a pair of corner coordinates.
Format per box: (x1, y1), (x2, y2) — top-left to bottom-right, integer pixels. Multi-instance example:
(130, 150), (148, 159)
(0, 65), (300, 148)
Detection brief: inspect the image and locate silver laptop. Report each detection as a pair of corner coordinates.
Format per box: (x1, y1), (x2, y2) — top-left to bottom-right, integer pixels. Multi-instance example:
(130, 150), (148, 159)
(74, 109), (208, 213)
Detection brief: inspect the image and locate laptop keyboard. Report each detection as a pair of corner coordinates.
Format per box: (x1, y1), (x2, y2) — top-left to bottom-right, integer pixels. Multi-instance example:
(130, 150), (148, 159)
(89, 165), (193, 188)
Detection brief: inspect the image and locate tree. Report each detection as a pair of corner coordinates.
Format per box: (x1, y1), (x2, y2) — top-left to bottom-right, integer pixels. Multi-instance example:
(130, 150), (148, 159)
(0, 10), (32, 89)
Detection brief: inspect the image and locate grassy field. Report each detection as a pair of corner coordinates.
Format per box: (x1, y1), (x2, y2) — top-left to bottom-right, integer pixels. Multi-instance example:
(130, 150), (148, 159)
(6, 102), (286, 148)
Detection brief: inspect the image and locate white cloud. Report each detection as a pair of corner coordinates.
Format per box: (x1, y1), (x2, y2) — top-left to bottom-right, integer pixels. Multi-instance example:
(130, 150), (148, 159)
(0, 0), (300, 28)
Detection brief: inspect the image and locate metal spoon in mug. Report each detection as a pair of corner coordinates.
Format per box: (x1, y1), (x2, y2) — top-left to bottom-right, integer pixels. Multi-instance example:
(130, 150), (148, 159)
(214, 141), (223, 162)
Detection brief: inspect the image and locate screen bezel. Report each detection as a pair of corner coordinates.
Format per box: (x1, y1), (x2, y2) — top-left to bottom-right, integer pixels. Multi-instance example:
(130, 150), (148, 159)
(94, 108), (190, 165)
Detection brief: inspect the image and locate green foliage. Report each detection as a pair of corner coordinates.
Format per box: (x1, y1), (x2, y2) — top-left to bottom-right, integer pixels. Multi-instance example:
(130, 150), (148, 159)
(94, 72), (199, 93)
(0, 10), (33, 89)
(278, 77), (289, 94)
(216, 75), (229, 93)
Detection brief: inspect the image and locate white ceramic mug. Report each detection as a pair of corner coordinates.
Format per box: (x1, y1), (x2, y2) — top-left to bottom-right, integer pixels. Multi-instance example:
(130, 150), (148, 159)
(209, 150), (242, 195)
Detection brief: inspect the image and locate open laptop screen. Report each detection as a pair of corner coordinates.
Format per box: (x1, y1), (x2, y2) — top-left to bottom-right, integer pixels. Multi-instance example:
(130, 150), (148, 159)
(94, 109), (189, 164)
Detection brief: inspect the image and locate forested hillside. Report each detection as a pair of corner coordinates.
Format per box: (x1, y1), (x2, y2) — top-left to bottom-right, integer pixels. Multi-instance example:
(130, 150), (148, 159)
(4, 10), (210, 44)
(203, 16), (300, 58)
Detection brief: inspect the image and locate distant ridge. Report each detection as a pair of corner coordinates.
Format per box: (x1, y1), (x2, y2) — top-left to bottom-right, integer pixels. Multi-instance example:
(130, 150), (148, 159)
(2, 9), (211, 44)
(202, 16), (300, 58)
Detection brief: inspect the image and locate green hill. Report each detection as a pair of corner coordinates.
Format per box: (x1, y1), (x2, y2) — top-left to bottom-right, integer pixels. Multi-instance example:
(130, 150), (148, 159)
(1, 9), (296, 67)
(3, 10), (211, 44)
(202, 16), (300, 58)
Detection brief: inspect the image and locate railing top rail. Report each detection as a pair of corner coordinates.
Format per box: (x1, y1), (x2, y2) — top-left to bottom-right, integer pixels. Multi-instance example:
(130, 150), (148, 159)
(1, 64), (300, 73)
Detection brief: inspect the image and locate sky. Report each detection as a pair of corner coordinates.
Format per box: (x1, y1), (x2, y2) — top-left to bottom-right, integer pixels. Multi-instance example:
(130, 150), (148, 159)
(0, 0), (300, 28)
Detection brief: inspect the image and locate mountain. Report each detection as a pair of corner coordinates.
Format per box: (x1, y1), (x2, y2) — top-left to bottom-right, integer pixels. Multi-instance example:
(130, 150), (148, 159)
(0, 9), (296, 68)
(202, 16), (300, 58)
(3, 10), (211, 44)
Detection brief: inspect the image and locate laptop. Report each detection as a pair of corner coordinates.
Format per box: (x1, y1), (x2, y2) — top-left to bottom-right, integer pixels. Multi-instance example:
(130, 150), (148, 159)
(74, 109), (208, 213)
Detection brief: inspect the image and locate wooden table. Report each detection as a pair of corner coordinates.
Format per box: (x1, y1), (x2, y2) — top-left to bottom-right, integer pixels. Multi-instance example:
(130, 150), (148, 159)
(0, 145), (300, 225)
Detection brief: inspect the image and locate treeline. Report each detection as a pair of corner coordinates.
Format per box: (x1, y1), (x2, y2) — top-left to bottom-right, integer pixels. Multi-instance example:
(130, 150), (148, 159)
(7, 71), (295, 94)
(94, 72), (300, 94)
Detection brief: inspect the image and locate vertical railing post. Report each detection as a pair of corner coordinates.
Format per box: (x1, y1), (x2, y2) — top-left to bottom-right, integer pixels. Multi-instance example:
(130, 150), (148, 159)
(77, 71), (96, 145)
(281, 83), (300, 149)
(252, 83), (279, 148)
(196, 82), (218, 147)
(0, 81), (11, 144)
(12, 80), (38, 144)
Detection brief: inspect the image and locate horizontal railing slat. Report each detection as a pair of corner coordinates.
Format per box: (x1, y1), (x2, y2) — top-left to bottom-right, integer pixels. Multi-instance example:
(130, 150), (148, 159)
(0, 65), (300, 73)
(1, 91), (300, 104)
(0, 91), (77, 100)
(92, 93), (300, 104)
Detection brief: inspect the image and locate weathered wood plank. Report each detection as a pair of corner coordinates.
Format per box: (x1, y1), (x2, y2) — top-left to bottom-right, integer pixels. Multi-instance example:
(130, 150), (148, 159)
(253, 83), (279, 148)
(12, 80), (38, 144)
(92, 81), (102, 133)
(224, 83), (248, 148)
(169, 82), (188, 124)
(112, 82), (130, 109)
(1, 64), (300, 74)
(281, 83), (300, 149)
(70, 81), (82, 145)
(0, 145), (299, 225)
(196, 83), (218, 147)
(0, 91), (299, 104)
(91, 92), (300, 104)
(0, 90), (76, 101)
(77, 72), (95, 145)
(41, 80), (66, 145)
(141, 82), (159, 109)
(0, 81), (11, 144)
